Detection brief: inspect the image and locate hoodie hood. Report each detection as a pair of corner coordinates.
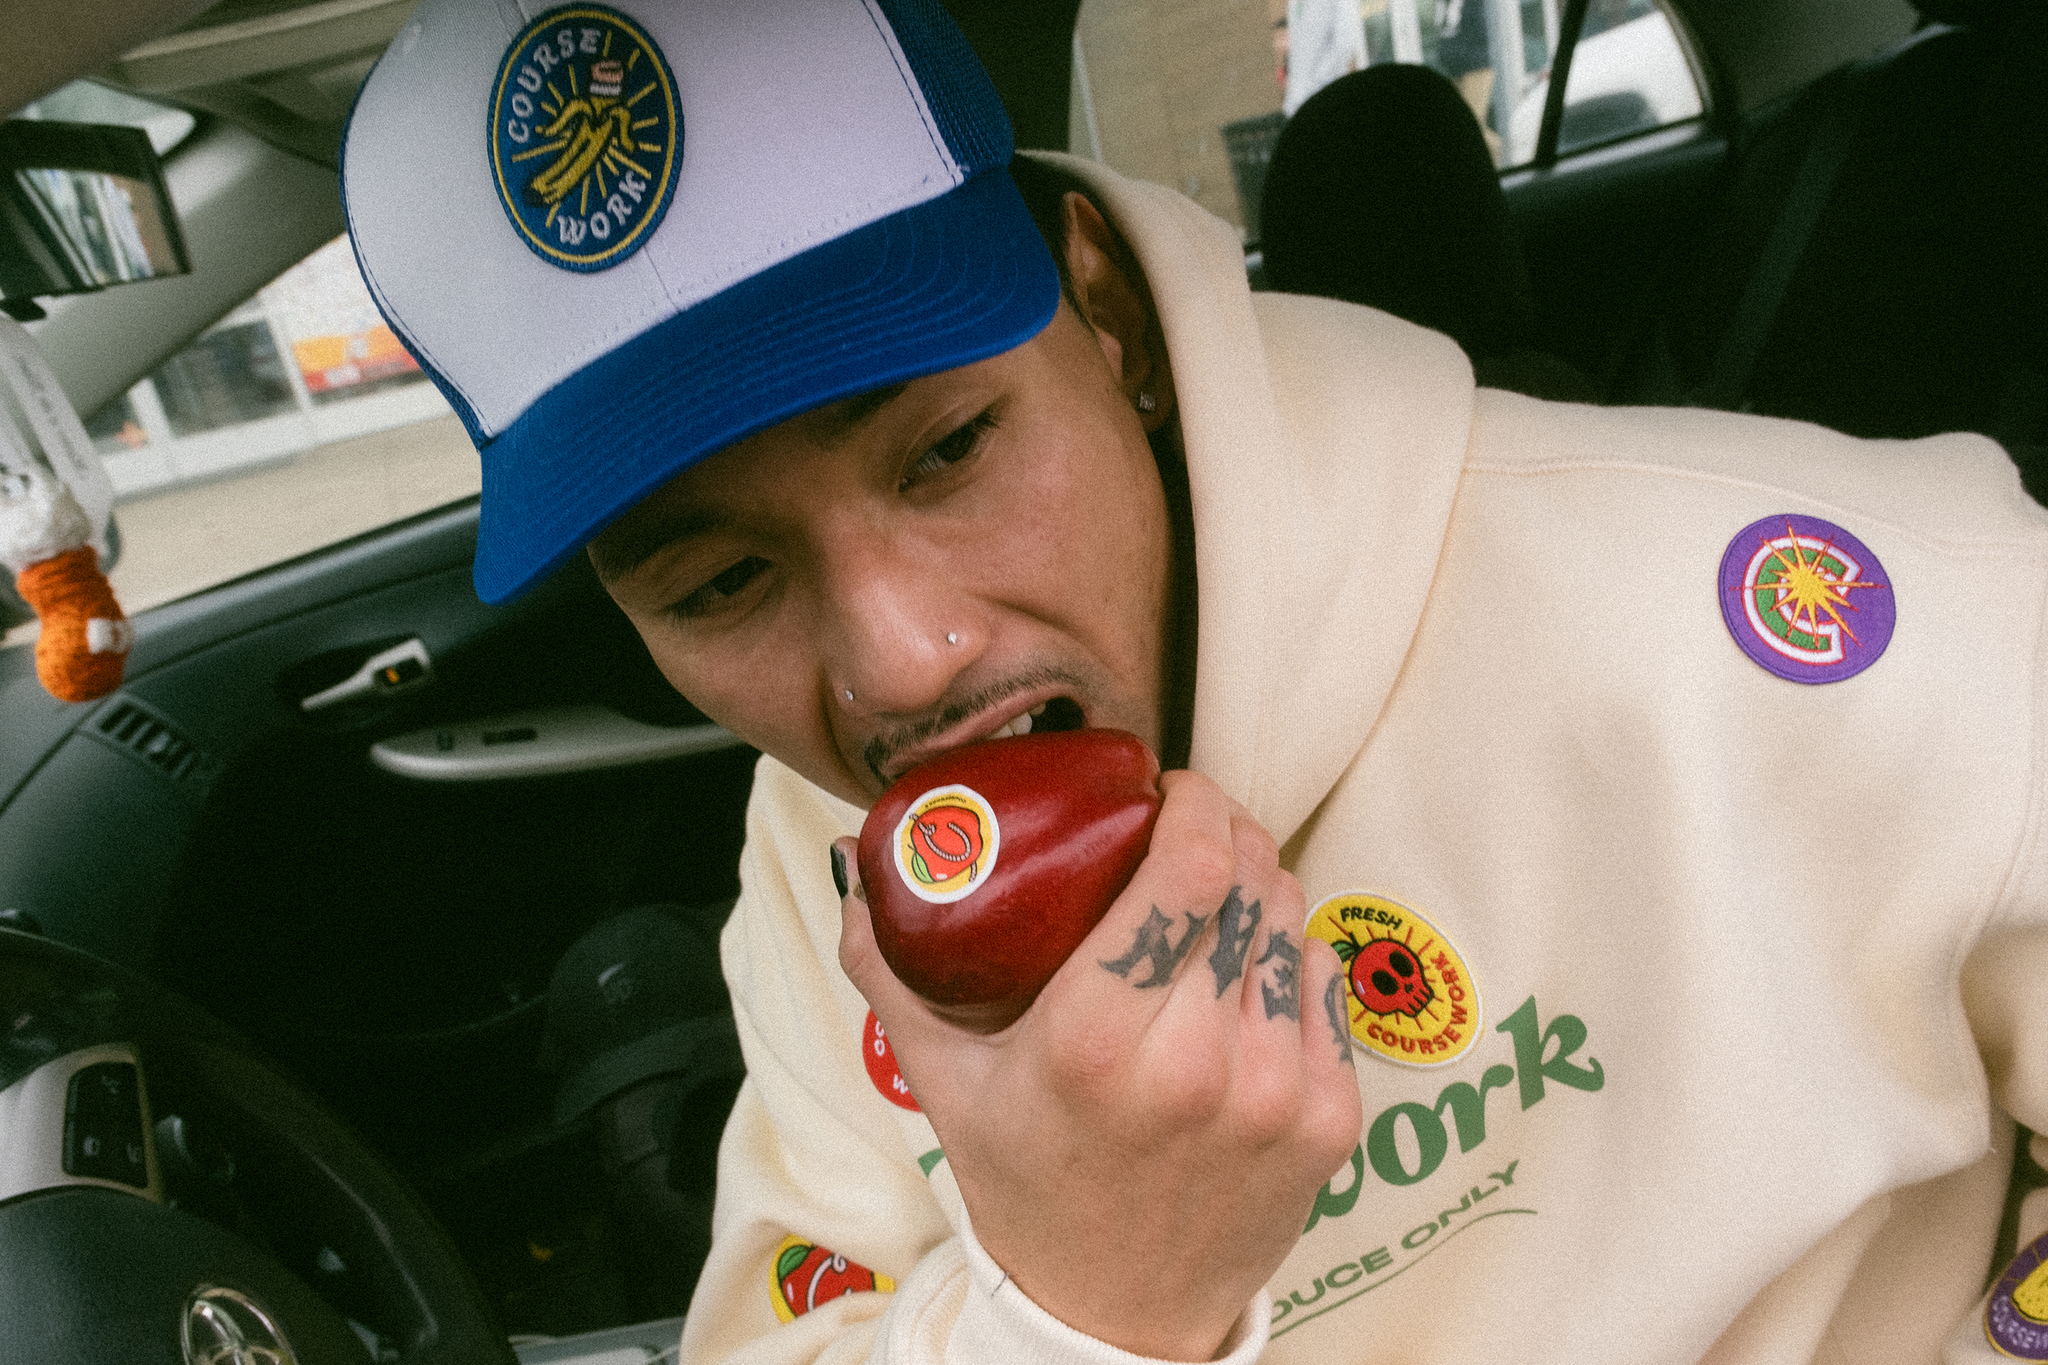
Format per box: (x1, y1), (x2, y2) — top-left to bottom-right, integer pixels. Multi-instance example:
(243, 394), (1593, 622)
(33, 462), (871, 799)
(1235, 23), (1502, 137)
(1036, 153), (1477, 848)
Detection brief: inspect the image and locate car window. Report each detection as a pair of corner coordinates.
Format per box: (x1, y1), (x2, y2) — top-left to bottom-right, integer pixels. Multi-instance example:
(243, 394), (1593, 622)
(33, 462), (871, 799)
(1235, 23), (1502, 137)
(79, 234), (476, 616)
(1070, 0), (1706, 242)
(1556, 0), (1703, 156)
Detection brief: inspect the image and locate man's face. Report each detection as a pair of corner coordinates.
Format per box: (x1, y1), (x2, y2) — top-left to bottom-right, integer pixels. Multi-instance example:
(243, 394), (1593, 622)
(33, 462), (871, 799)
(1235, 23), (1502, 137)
(594, 296), (1175, 810)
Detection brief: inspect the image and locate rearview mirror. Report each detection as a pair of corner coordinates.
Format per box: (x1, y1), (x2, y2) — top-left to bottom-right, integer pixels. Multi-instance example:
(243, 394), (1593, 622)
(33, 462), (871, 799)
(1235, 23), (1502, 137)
(0, 119), (190, 322)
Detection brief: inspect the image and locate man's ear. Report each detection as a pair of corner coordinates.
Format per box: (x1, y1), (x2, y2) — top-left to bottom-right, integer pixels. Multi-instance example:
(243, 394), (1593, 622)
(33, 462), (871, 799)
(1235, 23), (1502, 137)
(1060, 191), (1175, 433)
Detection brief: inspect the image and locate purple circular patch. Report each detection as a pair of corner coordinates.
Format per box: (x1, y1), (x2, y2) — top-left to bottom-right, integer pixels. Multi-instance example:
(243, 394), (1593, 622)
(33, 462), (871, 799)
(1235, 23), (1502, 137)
(1986, 1228), (2048, 1360)
(1718, 514), (1895, 684)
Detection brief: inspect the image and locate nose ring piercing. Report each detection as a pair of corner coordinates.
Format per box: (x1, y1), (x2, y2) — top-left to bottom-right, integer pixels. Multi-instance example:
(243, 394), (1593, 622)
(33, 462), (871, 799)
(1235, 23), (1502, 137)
(843, 688), (855, 702)
(946, 632), (958, 645)
(1136, 390), (1157, 413)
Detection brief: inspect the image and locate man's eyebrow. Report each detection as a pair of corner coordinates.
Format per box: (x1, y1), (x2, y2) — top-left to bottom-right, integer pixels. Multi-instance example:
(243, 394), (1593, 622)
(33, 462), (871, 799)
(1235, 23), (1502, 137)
(812, 382), (909, 440)
(592, 382), (907, 583)
(590, 505), (728, 583)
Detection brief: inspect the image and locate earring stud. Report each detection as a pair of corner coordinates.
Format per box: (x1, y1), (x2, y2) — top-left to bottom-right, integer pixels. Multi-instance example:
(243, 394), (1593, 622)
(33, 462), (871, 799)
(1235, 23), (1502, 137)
(843, 688), (855, 702)
(946, 632), (958, 645)
(1136, 391), (1157, 414)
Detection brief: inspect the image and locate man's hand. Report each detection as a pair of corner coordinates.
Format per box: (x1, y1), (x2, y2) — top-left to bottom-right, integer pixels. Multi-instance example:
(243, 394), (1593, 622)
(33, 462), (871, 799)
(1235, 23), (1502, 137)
(837, 770), (1362, 1361)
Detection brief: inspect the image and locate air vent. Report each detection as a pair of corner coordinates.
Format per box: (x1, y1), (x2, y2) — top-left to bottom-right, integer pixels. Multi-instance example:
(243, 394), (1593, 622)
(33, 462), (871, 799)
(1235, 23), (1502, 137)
(94, 701), (217, 787)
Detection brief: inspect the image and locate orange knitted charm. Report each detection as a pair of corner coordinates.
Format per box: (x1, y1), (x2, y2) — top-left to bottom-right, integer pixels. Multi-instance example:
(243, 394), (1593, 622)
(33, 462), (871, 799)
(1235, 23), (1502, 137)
(15, 545), (130, 703)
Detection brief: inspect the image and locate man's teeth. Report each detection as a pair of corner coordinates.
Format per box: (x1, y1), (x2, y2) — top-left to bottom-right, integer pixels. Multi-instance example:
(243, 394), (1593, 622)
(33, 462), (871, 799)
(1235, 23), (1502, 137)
(990, 710), (1036, 740)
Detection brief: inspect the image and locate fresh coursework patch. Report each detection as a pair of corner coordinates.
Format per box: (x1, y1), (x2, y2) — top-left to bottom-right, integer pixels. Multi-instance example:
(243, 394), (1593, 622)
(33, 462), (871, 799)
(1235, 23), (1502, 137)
(1307, 891), (1482, 1067)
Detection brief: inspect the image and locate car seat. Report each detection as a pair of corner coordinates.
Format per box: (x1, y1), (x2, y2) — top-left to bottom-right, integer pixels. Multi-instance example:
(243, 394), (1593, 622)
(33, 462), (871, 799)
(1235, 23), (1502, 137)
(1614, 0), (2046, 491)
(1257, 64), (1599, 403)
(540, 901), (744, 1317)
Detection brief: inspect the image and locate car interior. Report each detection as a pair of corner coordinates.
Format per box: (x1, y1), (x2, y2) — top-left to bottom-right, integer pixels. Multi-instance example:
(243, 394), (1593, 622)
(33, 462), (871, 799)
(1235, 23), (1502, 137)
(1, 0), (2043, 1360)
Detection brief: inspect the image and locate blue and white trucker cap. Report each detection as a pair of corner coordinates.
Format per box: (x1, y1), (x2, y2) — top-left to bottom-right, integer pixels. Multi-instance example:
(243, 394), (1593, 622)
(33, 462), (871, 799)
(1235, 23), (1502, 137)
(343, 0), (1061, 603)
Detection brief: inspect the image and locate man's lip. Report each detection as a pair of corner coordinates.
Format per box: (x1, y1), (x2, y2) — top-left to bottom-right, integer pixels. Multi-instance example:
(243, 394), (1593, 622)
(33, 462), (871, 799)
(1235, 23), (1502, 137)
(875, 692), (1074, 787)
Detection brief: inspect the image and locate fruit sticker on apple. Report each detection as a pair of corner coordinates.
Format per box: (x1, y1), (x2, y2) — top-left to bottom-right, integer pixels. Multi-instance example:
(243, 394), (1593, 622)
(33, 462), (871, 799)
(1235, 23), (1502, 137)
(893, 785), (1001, 902)
(860, 730), (1162, 1027)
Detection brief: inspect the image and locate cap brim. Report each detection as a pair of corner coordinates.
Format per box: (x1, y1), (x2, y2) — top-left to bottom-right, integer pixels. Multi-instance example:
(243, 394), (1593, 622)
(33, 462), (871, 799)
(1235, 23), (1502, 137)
(472, 167), (1061, 603)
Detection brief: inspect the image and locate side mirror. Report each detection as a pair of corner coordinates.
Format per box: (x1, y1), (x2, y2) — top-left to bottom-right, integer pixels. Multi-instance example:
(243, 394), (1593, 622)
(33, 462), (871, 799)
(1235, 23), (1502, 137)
(0, 119), (191, 322)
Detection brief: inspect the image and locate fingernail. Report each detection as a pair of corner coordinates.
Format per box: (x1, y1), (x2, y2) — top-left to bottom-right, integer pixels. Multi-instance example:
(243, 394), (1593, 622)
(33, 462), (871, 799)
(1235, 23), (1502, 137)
(830, 844), (849, 900)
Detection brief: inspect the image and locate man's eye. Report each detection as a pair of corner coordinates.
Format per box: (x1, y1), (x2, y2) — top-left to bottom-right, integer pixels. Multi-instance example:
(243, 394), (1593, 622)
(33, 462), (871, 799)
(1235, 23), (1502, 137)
(902, 410), (996, 490)
(667, 556), (769, 620)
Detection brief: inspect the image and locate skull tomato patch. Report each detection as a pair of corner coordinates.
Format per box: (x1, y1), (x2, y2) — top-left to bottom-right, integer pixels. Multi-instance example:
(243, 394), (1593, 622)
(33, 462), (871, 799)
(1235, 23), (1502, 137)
(1306, 891), (1484, 1068)
(1349, 938), (1434, 1018)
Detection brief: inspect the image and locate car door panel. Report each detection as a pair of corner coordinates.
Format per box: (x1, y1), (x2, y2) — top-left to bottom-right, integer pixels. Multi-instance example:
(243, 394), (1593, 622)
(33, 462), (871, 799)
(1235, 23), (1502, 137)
(0, 497), (756, 1163)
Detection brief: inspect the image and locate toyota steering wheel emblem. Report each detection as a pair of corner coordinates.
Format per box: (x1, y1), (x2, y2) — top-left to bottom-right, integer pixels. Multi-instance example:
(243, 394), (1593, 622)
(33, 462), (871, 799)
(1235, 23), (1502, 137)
(181, 1286), (298, 1365)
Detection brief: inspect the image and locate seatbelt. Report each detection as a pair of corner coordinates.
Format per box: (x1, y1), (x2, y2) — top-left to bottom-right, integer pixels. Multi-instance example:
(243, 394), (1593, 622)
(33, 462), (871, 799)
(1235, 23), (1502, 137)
(1693, 28), (1948, 413)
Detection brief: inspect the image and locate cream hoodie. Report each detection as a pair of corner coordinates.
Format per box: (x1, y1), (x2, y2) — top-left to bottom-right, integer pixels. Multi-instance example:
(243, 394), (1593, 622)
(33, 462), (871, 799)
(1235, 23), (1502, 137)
(676, 155), (2048, 1365)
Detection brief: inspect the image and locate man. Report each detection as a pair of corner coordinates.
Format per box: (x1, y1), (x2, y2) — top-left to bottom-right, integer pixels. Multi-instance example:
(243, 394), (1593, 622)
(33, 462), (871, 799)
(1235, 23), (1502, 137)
(343, 3), (2048, 1362)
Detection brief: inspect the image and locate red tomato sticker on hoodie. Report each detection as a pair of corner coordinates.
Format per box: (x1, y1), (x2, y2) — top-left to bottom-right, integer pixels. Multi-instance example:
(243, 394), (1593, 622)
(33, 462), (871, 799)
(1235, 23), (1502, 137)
(771, 1234), (895, 1322)
(862, 1009), (920, 1111)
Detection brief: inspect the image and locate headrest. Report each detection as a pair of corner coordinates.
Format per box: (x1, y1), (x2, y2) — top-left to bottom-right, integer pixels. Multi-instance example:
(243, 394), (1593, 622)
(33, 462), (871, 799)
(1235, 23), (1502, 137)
(541, 904), (739, 1124)
(1259, 64), (1537, 357)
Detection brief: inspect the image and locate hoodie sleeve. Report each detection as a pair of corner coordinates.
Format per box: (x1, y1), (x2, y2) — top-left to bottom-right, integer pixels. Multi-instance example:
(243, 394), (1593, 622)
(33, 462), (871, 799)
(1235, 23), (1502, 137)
(876, 1227), (1269, 1365)
(1963, 573), (2048, 1145)
(1943, 581), (2048, 1363)
(676, 757), (1271, 1365)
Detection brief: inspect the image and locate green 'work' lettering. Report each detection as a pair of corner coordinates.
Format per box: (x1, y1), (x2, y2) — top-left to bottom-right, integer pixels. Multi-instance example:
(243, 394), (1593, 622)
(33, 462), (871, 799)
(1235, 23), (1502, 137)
(1433, 1064), (1516, 1153)
(1496, 996), (1605, 1109)
(1367, 1102), (1448, 1186)
(1303, 1143), (1366, 1232)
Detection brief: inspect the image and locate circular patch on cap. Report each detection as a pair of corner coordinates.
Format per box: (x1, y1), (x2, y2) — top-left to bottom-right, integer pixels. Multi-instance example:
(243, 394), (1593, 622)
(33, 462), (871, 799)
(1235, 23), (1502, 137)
(1306, 892), (1482, 1067)
(1719, 514), (1894, 684)
(489, 5), (682, 271)
(892, 784), (1000, 904)
(862, 1010), (919, 1112)
(1987, 1229), (2048, 1360)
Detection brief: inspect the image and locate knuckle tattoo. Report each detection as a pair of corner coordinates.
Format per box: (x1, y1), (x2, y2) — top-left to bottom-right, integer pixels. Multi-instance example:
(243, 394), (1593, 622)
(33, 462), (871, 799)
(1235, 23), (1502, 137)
(1206, 886), (1262, 998)
(1100, 907), (1210, 988)
(1256, 929), (1301, 1021)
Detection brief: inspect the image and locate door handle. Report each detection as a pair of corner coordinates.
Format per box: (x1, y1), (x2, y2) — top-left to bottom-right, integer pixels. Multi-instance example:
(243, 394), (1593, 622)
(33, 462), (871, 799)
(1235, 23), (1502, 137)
(299, 638), (433, 713)
(370, 704), (744, 780)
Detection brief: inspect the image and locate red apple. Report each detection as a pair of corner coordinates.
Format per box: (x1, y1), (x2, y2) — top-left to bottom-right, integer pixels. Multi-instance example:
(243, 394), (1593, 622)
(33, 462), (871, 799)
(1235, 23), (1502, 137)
(859, 729), (1162, 1026)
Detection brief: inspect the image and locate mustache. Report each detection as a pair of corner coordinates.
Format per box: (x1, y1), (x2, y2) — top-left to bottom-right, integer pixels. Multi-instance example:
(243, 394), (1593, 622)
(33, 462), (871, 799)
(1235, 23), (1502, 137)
(862, 664), (1088, 786)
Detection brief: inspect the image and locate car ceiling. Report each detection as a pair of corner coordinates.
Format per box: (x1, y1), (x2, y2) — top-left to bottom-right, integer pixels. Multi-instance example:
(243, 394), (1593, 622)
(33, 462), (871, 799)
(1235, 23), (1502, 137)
(8, 0), (1924, 162)
(1, 0), (1091, 167)
(5, 0), (1918, 417)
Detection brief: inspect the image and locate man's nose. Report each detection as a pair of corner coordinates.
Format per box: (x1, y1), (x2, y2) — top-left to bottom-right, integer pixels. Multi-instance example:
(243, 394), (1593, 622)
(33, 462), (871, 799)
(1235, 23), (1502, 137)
(823, 539), (982, 720)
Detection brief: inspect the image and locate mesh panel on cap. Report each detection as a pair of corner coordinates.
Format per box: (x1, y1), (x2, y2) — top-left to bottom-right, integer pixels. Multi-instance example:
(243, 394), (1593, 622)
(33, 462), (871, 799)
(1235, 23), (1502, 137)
(875, 0), (1013, 170)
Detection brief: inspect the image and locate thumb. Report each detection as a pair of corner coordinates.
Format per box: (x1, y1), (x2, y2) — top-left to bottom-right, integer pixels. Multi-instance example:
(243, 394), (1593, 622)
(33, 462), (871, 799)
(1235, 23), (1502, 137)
(833, 836), (1013, 1058)
(833, 836), (900, 1009)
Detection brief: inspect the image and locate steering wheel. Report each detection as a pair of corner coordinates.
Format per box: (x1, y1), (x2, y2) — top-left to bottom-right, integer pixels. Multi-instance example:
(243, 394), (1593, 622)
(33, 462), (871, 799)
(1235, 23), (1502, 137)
(0, 925), (517, 1365)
